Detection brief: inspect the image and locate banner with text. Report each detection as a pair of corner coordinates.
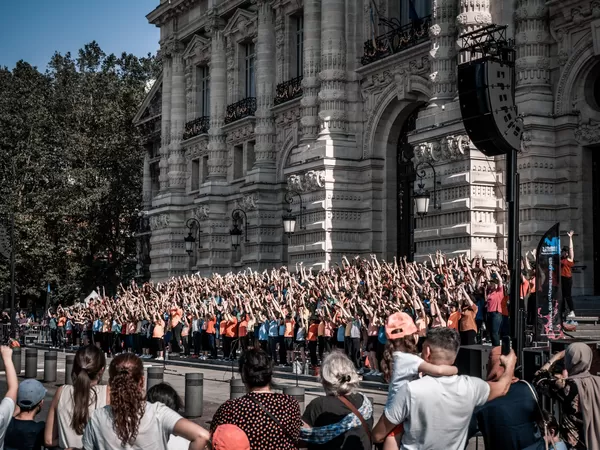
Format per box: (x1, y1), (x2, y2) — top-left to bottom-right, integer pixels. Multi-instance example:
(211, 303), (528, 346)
(535, 223), (563, 340)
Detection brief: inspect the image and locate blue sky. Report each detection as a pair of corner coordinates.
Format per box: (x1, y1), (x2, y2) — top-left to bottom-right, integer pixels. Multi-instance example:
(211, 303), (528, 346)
(0, 0), (160, 71)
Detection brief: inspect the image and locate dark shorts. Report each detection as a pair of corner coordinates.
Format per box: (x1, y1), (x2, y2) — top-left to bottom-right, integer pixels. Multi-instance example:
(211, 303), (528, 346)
(285, 337), (294, 350)
(367, 336), (378, 352)
(153, 337), (164, 352)
(296, 340), (306, 348)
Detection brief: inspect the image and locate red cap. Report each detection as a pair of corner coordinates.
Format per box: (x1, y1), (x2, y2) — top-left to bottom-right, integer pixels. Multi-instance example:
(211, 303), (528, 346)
(212, 424), (250, 450)
(385, 312), (418, 339)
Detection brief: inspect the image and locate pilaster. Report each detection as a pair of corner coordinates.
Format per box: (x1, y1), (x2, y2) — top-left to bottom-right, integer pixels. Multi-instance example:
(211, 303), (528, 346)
(207, 13), (229, 180)
(252, 0), (277, 176)
(142, 153), (152, 210)
(300, 0), (321, 143)
(456, 0), (491, 64)
(318, 0), (347, 138)
(429, 0), (457, 106)
(514, 0), (553, 115)
(168, 41), (187, 191)
(159, 51), (172, 192)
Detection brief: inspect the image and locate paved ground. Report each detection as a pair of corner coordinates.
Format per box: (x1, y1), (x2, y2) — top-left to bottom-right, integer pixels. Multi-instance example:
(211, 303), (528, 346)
(0, 348), (484, 449)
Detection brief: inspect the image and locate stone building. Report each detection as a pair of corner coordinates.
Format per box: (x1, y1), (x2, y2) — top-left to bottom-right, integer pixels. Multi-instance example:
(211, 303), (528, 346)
(134, 0), (600, 296)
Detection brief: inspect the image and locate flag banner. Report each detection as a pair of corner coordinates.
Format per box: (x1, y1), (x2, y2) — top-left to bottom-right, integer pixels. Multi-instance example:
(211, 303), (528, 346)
(535, 223), (563, 340)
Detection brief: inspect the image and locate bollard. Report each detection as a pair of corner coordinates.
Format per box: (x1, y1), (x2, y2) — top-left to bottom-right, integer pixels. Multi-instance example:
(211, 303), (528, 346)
(284, 386), (305, 414)
(146, 366), (164, 392)
(184, 373), (204, 418)
(12, 347), (21, 375)
(44, 351), (58, 382)
(230, 378), (246, 399)
(25, 348), (38, 379)
(64, 354), (75, 385)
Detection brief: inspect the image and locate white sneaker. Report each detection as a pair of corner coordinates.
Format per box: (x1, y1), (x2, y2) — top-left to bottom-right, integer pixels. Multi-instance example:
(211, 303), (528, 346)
(156, 356), (164, 361)
(567, 311), (576, 319)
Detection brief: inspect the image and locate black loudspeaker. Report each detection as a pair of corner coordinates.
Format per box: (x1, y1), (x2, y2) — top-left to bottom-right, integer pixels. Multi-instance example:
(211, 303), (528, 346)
(549, 339), (600, 376)
(458, 57), (522, 156)
(522, 346), (549, 382)
(455, 344), (492, 379)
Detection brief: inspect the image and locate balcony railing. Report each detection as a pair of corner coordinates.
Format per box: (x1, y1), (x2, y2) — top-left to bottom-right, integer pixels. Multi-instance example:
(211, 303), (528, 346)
(361, 16), (432, 66)
(274, 76), (303, 105)
(183, 116), (210, 140)
(225, 97), (257, 124)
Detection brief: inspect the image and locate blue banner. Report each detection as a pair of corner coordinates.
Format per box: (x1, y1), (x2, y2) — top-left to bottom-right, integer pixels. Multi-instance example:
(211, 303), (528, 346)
(535, 223), (562, 340)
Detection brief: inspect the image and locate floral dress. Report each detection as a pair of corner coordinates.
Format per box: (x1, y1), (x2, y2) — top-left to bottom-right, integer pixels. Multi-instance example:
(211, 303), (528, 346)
(533, 369), (585, 449)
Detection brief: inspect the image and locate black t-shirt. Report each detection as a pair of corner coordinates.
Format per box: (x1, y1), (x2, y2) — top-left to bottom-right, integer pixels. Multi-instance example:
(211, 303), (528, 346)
(302, 393), (373, 450)
(469, 381), (539, 450)
(4, 418), (45, 450)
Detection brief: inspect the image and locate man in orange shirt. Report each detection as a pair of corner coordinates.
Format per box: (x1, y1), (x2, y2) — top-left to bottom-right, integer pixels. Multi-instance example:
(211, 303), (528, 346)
(238, 314), (249, 351)
(307, 318), (319, 367)
(223, 314), (238, 360)
(561, 230), (576, 320)
(284, 314), (295, 366)
(169, 304), (184, 354)
(205, 314), (217, 359)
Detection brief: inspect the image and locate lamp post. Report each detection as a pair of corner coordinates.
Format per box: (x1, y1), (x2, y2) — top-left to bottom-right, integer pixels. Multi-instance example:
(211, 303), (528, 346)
(282, 190), (305, 237)
(184, 218), (201, 255)
(230, 209), (248, 250)
(413, 161), (441, 217)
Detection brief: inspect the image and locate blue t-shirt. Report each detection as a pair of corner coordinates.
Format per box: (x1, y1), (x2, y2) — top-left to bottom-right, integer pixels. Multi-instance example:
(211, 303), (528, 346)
(377, 326), (387, 345)
(93, 320), (103, 332)
(258, 322), (268, 341)
(268, 320), (279, 337)
(336, 326), (345, 342)
(278, 324), (285, 336)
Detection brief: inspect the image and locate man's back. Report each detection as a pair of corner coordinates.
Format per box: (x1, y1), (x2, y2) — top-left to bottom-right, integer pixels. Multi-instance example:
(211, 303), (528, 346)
(386, 375), (490, 450)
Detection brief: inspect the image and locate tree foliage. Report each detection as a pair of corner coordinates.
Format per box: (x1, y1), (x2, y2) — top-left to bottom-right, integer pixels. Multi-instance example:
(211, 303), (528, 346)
(0, 42), (160, 308)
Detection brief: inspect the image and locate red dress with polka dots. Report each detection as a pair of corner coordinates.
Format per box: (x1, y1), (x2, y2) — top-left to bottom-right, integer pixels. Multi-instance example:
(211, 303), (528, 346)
(210, 392), (302, 449)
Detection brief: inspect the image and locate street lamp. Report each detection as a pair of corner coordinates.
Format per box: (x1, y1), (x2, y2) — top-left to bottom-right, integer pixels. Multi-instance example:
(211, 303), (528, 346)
(282, 190), (305, 237)
(184, 218), (201, 255)
(230, 209), (248, 250)
(413, 161), (441, 217)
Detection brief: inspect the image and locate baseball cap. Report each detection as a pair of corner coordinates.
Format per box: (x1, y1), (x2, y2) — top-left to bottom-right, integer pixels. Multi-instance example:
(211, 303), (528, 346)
(212, 424), (250, 450)
(17, 379), (46, 410)
(385, 312), (417, 339)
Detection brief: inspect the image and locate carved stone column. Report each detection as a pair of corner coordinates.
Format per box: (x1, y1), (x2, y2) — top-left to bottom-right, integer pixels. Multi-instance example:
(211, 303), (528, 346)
(207, 13), (228, 180)
(300, 0), (321, 142)
(142, 152), (152, 209)
(318, 0), (347, 137)
(456, 0), (491, 64)
(159, 50), (172, 192)
(514, 0), (552, 114)
(429, 0), (457, 106)
(253, 0), (277, 170)
(168, 41), (187, 191)
(185, 59), (195, 122)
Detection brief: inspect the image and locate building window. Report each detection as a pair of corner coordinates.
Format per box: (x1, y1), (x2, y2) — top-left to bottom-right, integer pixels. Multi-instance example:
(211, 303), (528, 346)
(295, 16), (304, 78)
(233, 144), (244, 180)
(399, 0), (431, 25)
(150, 162), (160, 198)
(246, 141), (255, 173)
(199, 66), (210, 116)
(191, 158), (200, 191)
(245, 43), (256, 98)
(201, 155), (209, 183)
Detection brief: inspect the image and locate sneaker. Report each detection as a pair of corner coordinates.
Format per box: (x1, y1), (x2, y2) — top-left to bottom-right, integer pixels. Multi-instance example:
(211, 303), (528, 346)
(156, 356), (164, 361)
(567, 311), (576, 319)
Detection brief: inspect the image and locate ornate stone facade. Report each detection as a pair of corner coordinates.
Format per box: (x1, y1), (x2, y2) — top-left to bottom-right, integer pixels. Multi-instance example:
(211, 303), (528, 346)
(135, 0), (600, 296)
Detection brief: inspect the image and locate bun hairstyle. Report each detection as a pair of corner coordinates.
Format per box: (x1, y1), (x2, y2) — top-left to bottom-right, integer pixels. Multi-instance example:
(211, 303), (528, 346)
(71, 345), (106, 435)
(108, 354), (145, 446)
(319, 351), (360, 396)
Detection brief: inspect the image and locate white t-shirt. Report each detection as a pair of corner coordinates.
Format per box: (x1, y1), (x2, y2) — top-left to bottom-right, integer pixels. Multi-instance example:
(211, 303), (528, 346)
(82, 402), (182, 450)
(385, 375), (490, 450)
(0, 397), (15, 449)
(385, 352), (423, 410)
(168, 434), (191, 450)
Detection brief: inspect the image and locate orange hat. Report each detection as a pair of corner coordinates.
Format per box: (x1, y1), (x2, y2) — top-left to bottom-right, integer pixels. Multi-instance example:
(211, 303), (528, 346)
(212, 424), (250, 450)
(385, 312), (417, 339)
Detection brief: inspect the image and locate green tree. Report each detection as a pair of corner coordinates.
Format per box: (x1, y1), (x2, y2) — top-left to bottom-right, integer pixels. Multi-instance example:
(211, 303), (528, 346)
(0, 42), (159, 309)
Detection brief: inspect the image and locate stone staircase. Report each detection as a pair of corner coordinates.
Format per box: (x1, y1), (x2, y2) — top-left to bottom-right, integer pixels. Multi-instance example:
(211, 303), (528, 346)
(569, 296), (600, 339)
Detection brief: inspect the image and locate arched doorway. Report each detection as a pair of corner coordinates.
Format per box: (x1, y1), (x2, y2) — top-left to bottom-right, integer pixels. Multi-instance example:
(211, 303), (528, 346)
(396, 108), (421, 261)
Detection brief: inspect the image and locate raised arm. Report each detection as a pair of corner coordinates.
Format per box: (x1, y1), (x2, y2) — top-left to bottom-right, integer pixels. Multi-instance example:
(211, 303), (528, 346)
(567, 230), (574, 261)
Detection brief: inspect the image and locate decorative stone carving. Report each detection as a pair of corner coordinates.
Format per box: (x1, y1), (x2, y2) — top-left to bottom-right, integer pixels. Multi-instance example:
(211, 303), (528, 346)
(194, 205), (211, 221)
(286, 170), (325, 193)
(150, 214), (170, 230)
(443, 135), (470, 159)
(287, 174), (304, 192)
(226, 122), (255, 144)
(235, 194), (258, 211)
(574, 119), (600, 144)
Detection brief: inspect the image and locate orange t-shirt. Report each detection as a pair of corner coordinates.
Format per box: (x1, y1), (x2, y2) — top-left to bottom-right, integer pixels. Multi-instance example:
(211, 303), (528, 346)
(170, 308), (183, 328)
(225, 318), (238, 338)
(206, 318), (216, 334)
(501, 295), (509, 316)
(58, 317), (66, 327)
(317, 322), (325, 337)
(520, 279), (530, 299)
(219, 321), (226, 336)
(284, 320), (295, 338)
(153, 319), (165, 338)
(561, 259), (574, 278)
(307, 323), (319, 341)
(459, 306), (478, 332)
(239, 319), (248, 337)
(447, 311), (461, 330)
